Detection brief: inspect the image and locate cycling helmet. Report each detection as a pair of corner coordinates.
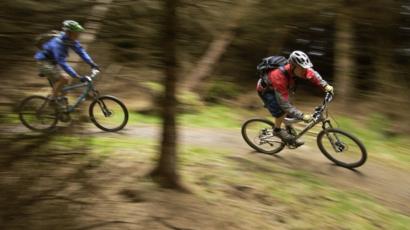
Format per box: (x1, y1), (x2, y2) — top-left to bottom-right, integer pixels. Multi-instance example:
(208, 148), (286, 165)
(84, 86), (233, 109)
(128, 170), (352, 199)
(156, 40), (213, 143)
(289, 50), (313, 68)
(62, 20), (85, 32)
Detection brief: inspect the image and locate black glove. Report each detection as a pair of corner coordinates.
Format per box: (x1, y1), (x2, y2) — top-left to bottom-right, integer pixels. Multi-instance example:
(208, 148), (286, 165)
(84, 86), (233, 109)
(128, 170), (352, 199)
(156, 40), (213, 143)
(79, 76), (90, 82)
(91, 64), (100, 71)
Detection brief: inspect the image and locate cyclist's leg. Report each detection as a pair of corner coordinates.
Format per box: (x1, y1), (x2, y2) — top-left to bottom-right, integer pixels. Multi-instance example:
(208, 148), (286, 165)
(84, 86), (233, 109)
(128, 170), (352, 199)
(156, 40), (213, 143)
(274, 114), (286, 129)
(38, 61), (61, 98)
(259, 91), (293, 141)
(52, 73), (70, 98)
(258, 91), (285, 126)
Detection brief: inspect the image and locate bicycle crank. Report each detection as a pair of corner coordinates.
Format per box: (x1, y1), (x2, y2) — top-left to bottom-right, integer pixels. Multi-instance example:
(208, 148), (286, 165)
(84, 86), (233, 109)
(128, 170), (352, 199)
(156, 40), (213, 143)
(58, 113), (72, 122)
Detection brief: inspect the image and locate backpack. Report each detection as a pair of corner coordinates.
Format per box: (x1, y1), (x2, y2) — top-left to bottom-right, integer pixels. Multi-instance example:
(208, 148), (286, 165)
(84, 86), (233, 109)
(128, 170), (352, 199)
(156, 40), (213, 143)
(256, 56), (288, 88)
(35, 30), (61, 50)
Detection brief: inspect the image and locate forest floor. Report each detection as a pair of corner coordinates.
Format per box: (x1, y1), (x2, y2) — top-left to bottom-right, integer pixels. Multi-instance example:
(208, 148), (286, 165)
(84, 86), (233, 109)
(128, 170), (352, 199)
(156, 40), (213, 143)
(0, 122), (409, 229)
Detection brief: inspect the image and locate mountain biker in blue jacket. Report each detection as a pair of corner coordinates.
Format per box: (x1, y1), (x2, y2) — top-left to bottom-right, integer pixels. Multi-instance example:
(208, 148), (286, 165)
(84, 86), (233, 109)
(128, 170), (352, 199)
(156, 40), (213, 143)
(34, 20), (99, 100)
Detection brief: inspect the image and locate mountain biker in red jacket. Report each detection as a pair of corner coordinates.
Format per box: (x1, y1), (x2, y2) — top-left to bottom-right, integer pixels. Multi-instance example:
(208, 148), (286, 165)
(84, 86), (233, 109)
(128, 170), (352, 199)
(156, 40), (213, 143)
(257, 51), (334, 142)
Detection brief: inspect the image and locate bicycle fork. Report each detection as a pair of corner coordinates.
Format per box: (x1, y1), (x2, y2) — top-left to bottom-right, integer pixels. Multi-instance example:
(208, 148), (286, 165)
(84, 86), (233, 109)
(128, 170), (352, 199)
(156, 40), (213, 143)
(96, 99), (112, 117)
(89, 88), (110, 117)
(322, 120), (344, 152)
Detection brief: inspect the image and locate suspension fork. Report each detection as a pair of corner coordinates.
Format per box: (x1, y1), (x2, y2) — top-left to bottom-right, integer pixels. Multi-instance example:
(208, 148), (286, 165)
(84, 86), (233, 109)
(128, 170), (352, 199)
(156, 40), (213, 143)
(322, 119), (333, 130)
(322, 120), (343, 152)
(96, 99), (107, 114)
(94, 93), (112, 117)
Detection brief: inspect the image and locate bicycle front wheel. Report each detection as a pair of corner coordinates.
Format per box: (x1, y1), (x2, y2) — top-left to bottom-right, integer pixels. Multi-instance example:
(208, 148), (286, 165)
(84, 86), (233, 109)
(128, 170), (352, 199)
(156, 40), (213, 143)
(317, 128), (367, 168)
(18, 95), (58, 132)
(89, 95), (128, 132)
(241, 118), (285, 154)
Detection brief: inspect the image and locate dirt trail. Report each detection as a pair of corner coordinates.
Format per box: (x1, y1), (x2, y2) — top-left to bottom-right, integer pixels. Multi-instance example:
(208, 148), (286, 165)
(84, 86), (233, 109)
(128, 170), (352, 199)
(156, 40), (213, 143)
(1, 122), (409, 230)
(86, 124), (410, 214)
(2, 121), (410, 215)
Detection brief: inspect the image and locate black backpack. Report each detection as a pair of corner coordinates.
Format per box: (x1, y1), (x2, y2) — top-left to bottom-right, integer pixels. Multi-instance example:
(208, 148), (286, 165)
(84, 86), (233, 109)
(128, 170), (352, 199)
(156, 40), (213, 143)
(256, 56), (288, 88)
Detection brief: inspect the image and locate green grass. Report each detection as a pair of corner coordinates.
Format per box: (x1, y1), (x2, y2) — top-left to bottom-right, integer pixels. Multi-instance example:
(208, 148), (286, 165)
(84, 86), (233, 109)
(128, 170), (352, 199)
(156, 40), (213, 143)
(128, 105), (247, 129)
(128, 111), (161, 125)
(204, 80), (242, 103)
(178, 146), (410, 229)
(40, 133), (410, 228)
(43, 134), (157, 157)
(0, 112), (20, 124)
(178, 105), (244, 128)
(334, 114), (410, 168)
(140, 81), (164, 94)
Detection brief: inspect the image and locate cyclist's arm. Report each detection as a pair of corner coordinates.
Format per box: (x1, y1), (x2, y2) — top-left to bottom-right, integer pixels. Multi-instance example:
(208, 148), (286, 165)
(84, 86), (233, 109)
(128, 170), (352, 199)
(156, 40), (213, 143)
(273, 82), (304, 119)
(52, 46), (81, 78)
(305, 69), (328, 89)
(72, 41), (98, 68)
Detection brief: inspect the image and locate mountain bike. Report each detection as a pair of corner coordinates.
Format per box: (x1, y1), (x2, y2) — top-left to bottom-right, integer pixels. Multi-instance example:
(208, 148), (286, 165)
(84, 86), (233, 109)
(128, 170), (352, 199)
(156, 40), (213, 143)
(18, 69), (129, 132)
(241, 93), (367, 169)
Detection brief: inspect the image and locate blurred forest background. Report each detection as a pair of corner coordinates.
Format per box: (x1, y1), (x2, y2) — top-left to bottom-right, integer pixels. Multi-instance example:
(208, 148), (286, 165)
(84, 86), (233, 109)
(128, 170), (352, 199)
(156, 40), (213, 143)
(1, 0), (409, 133)
(0, 0), (409, 229)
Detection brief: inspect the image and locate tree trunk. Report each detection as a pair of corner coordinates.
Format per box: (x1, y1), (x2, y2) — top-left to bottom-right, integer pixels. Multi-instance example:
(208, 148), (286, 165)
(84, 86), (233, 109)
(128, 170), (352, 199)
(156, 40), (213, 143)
(149, 0), (182, 189)
(182, 1), (257, 92)
(333, 10), (354, 108)
(183, 27), (237, 92)
(373, 45), (409, 135)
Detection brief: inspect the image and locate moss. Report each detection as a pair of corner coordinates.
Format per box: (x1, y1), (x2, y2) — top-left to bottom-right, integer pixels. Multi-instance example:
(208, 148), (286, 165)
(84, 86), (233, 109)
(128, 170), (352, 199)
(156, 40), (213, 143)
(204, 80), (242, 103)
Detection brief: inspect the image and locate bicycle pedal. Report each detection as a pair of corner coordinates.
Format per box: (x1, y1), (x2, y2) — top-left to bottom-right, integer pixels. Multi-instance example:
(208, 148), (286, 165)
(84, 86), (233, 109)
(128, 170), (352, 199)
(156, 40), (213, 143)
(294, 143), (304, 148)
(287, 140), (304, 149)
(57, 106), (69, 113)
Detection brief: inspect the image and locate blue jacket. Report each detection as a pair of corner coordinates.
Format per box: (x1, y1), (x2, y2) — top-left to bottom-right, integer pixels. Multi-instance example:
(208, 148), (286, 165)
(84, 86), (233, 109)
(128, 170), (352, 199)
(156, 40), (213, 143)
(34, 32), (97, 78)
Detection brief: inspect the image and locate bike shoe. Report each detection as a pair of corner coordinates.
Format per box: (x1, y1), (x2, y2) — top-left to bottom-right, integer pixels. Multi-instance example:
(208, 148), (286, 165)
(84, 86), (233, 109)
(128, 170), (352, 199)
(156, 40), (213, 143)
(274, 128), (295, 143)
(293, 139), (305, 147)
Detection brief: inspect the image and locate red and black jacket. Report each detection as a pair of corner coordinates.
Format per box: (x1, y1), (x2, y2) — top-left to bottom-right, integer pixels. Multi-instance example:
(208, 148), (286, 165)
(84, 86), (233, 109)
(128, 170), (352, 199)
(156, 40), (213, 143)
(256, 64), (328, 119)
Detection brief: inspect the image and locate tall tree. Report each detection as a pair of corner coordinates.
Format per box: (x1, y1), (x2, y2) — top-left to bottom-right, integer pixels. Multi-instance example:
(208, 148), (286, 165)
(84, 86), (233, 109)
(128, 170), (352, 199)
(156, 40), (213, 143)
(149, 0), (182, 189)
(333, 6), (354, 108)
(182, 0), (258, 92)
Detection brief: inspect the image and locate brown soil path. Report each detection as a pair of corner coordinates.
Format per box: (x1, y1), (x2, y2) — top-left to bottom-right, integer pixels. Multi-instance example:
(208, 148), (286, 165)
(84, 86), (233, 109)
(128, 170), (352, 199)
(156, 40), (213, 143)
(89, 124), (410, 215)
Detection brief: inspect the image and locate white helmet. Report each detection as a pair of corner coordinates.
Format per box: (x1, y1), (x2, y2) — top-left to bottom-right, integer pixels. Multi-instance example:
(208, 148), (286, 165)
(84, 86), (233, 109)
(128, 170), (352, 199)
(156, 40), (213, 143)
(289, 50), (313, 68)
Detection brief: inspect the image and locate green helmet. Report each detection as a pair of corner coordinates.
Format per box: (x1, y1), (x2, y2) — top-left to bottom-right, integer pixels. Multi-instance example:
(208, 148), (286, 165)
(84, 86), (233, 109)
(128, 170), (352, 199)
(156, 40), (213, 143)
(62, 20), (85, 32)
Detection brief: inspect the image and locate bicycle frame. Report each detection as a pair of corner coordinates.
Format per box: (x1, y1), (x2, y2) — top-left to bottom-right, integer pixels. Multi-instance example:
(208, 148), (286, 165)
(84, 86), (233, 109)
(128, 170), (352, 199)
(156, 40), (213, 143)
(61, 82), (94, 112)
(284, 92), (336, 141)
(59, 70), (100, 113)
(285, 116), (332, 140)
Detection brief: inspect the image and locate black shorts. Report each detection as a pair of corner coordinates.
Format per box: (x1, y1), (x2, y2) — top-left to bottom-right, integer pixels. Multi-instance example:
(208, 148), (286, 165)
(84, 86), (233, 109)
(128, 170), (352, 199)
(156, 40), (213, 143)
(259, 91), (285, 118)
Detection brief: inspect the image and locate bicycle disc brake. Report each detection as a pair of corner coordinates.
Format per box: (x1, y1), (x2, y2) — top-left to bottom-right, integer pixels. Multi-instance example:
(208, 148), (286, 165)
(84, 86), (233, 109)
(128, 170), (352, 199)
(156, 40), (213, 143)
(335, 141), (347, 152)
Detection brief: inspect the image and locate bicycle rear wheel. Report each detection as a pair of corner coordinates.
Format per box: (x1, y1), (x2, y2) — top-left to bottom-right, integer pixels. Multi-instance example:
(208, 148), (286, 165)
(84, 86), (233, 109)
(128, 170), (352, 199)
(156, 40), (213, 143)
(18, 95), (58, 132)
(89, 95), (128, 132)
(241, 118), (285, 154)
(317, 128), (367, 168)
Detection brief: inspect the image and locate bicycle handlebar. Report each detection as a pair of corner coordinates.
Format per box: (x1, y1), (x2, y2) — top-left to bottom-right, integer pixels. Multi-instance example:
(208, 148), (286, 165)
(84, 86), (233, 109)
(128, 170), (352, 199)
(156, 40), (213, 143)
(90, 69), (100, 78)
(312, 92), (334, 122)
(83, 69), (100, 82)
(324, 92), (333, 104)
(283, 92), (334, 124)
